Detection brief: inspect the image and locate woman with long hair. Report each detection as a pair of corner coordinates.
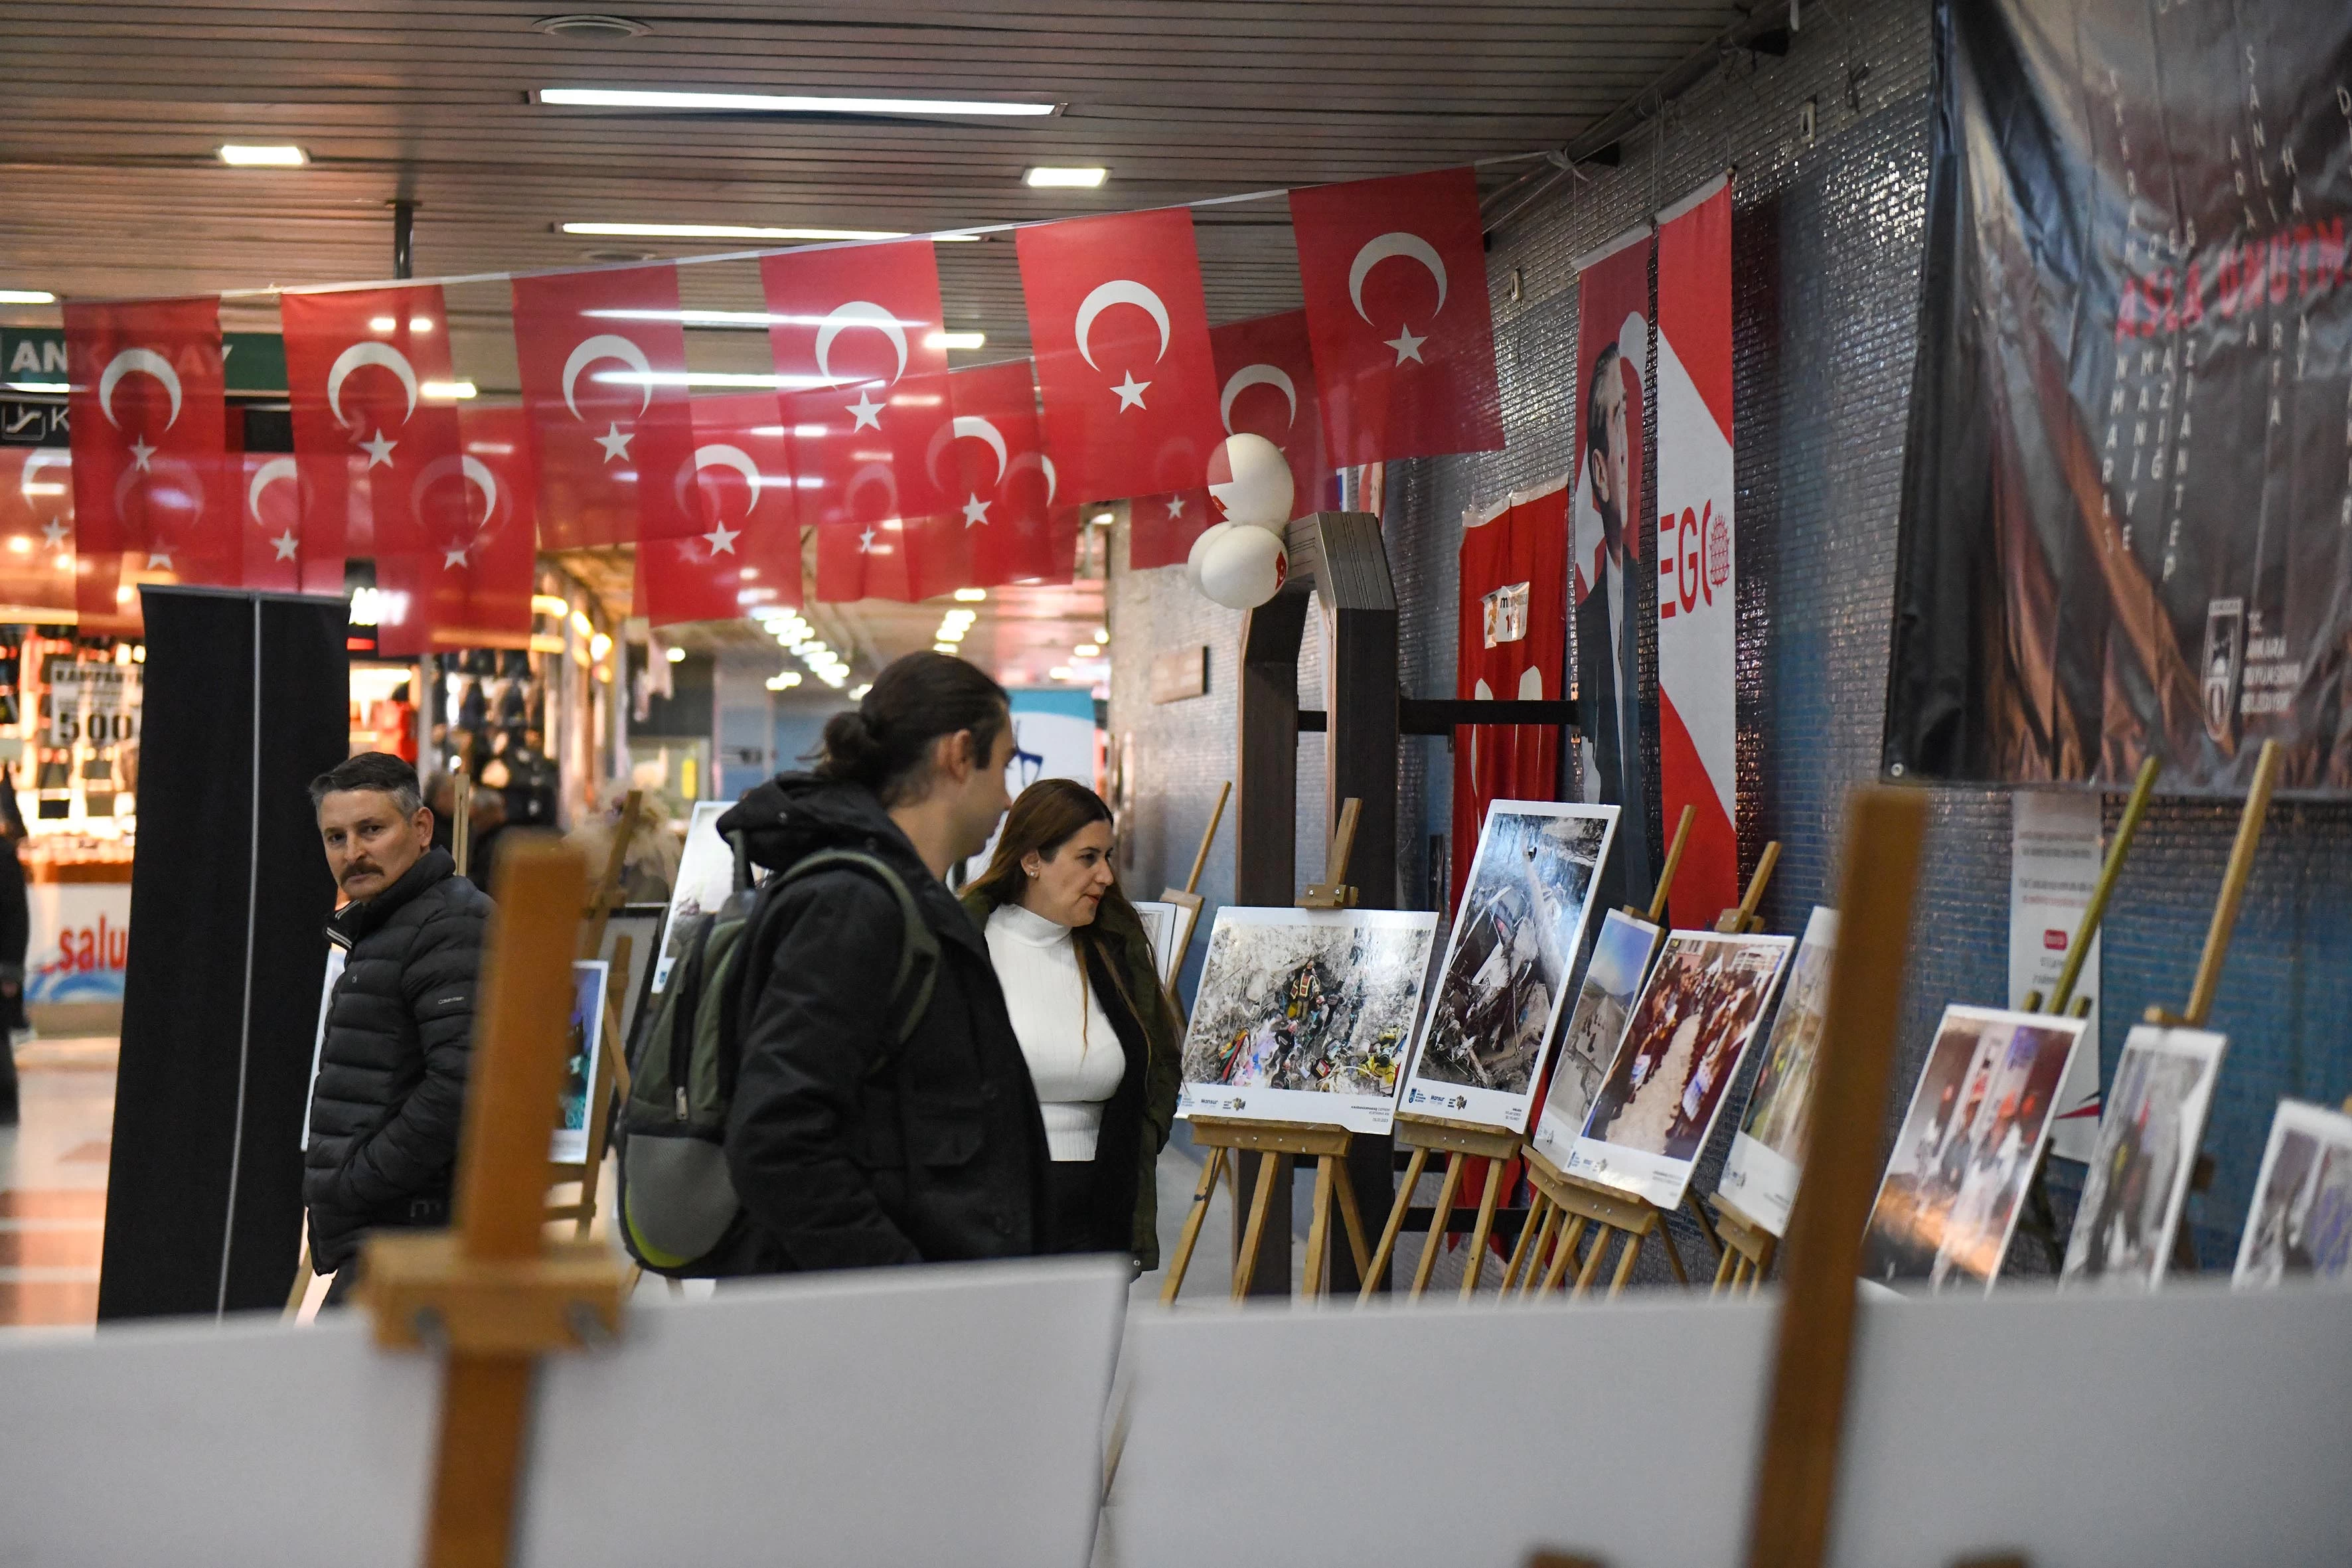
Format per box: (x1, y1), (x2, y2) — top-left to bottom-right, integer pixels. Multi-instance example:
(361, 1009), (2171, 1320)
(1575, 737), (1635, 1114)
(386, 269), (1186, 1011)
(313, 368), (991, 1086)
(962, 779), (1182, 1267)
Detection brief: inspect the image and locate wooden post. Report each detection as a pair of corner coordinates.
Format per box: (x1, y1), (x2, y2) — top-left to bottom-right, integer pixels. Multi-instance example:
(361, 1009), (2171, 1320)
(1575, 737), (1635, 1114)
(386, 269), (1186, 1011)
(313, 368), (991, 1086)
(1181, 781), (1231, 898)
(1743, 787), (1929, 1568)
(1634, 805), (1697, 922)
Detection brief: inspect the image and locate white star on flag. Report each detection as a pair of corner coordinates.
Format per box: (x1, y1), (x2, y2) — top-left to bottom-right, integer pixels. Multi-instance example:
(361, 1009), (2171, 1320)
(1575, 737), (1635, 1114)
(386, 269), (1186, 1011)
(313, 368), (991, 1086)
(1112, 371), (1150, 411)
(595, 422), (634, 462)
(1166, 494), (1187, 520)
(857, 524), (880, 553)
(703, 522), (740, 556)
(146, 550), (173, 570)
(846, 390), (884, 431)
(40, 520), (68, 548)
(442, 544), (470, 569)
(129, 437), (157, 473)
(360, 430), (398, 468)
(1385, 327), (1427, 364)
(961, 493), (991, 527)
(274, 532), (301, 562)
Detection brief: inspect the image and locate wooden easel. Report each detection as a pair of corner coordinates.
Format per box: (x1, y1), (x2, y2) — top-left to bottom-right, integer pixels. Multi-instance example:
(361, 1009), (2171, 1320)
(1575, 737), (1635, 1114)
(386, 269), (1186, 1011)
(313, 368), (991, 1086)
(359, 837), (629, 1568)
(1160, 799), (1375, 1302)
(451, 771), (475, 880)
(544, 792), (643, 1235)
(1510, 834), (1782, 1300)
(1155, 779), (1229, 1008)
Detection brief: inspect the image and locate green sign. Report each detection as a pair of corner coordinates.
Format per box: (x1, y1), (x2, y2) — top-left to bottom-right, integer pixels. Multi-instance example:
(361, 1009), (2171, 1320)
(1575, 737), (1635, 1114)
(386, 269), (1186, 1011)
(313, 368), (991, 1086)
(0, 327), (288, 396)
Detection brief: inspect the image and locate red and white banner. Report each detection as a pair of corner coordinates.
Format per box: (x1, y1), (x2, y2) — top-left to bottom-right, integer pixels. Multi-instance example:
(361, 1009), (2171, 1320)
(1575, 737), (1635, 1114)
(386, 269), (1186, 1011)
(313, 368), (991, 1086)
(639, 393), (801, 627)
(1289, 167), (1503, 465)
(1653, 177), (1739, 921)
(1127, 487), (1214, 570)
(1018, 207), (1221, 504)
(512, 263), (701, 550)
(64, 296), (230, 572)
(942, 358), (1067, 588)
(0, 449), (77, 615)
(1209, 311), (1327, 523)
(1571, 226), (1656, 909)
(1452, 479), (1569, 912)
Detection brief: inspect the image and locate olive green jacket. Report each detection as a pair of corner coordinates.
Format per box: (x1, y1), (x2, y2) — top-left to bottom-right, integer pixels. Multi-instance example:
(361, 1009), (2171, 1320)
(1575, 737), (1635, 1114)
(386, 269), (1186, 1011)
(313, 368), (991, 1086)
(961, 888), (1186, 1268)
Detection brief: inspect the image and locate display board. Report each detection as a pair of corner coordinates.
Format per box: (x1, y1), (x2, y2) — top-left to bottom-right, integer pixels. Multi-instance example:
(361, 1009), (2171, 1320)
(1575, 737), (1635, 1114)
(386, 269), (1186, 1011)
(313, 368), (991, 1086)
(1398, 801), (1615, 1131)
(1719, 906), (1839, 1236)
(595, 902), (664, 1050)
(2061, 1024), (2226, 1289)
(1131, 899), (1184, 987)
(651, 799), (732, 993)
(1174, 905), (1438, 1134)
(1526, 907), (1661, 1164)
(552, 960), (610, 1164)
(2234, 1099), (2352, 1286)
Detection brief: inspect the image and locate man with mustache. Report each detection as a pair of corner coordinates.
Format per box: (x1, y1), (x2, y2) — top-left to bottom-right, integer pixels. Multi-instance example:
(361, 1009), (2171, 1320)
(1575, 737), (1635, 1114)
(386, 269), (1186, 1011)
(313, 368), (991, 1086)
(302, 752), (492, 1304)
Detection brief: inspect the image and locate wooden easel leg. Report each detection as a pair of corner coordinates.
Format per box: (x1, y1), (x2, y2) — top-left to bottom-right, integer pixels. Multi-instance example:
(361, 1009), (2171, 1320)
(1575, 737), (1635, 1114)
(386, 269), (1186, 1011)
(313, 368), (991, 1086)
(1521, 1206), (1564, 1297)
(1302, 1154), (1336, 1298)
(1607, 1229), (1645, 1298)
(1162, 1146), (1225, 1306)
(1361, 1146), (1430, 1304)
(1333, 1160), (1372, 1283)
(1231, 1151), (1281, 1301)
(1458, 1156), (1508, 1300)
(1713, 1237), (1739, 1294)
(1682, 1191), (1723, 1261)
(425, 1356), (536, 1568)
(1656, 1218), (1689, 1286)
(1540, 1215), (1586, 1296)
(1571, 1224), (1612, 1298)
(1409, 1153), (1466, 1300)
(1500, 1194), (1549, 1294)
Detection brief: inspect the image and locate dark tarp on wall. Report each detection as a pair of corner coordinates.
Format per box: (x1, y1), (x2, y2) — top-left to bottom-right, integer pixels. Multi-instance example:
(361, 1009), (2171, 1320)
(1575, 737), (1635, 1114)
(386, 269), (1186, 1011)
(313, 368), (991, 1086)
(97, 586), (349, 1320)
(1885, 0), (2352, 793)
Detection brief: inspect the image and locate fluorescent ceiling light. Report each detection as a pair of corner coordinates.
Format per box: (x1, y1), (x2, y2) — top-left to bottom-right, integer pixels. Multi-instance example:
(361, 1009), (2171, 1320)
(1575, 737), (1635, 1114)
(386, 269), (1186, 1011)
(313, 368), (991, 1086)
(584, 307), (935, 329)
(562, 221), (915, 242)
(1090, 510), (1114, 526)
(422, 380), (477, 400)
(594, 370), (829, 389)
(536, 88), (1059, 119)
(219, 143), (308, 167)
(849, 683), (872, 700)
(953, 587), (986, 602)
(3, 381), (68, 394)
(1049, 666), (1075, 681)
(0, 289), (57, 305)
(663, 646), (686, 663)
(1024, 166), (1107, 189)
(933, 643), (958, 655)
(925, 330), (985, 351)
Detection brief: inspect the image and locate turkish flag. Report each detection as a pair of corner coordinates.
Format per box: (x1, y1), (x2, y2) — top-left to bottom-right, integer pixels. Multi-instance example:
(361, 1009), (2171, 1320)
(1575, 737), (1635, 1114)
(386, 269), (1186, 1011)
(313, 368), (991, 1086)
(1128, 487), (1214, 570)
(238, 452), (305, 591)
(941, 358), (1071, 587)
(1210, 311), (1330, 522)
(384, 404), (541, 655)
(791, 379), (965, 605)
(0, 449), (77, 615)
(1018, 208), (1221, 503)
(511, 264), (700, 550)
(637, 394), (803, 627)
(1290, 167), (1504, 463)
(281, 284), (465, 590)
(64, 296), (231, 573)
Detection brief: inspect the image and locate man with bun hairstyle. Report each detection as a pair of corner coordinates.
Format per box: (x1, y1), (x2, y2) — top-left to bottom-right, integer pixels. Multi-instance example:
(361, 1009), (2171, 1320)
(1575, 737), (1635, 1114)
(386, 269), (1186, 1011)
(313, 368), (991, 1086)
(718, 651), (1048, 1271)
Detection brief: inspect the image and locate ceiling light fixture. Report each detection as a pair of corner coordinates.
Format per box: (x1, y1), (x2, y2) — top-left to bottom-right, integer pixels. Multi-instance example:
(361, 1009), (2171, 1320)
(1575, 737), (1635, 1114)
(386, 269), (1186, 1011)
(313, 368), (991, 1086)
(0, 289), (56, 305)
(933, 643), (958, 655)
(422, 380), (477, 400)
(561, 221), (915, 242)
(1090, 511), (1114, 526)
(1049, 665), (1075, 682)
(925, 330), (986, 351)
(3, 381), (68, 394)
(536, 87), (1060, 118)
(953, 587), (986, 603)
(219, 143), (309, 167)
(849, 682), (872, 700)
(1024, 166), (1107, 189)
(533, 14), (652, 37)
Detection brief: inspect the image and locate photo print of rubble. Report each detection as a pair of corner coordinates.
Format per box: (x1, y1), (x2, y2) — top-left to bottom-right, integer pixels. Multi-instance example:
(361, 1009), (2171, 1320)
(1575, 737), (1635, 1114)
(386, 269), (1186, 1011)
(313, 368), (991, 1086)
(1176, 906), (1440, 1134)
(1528, 908), (1661, 1166)
(2233, 1099), (2352, 1287)
(1400, 802), (1618, 1131)
(2061, 1024), (2226, 1289)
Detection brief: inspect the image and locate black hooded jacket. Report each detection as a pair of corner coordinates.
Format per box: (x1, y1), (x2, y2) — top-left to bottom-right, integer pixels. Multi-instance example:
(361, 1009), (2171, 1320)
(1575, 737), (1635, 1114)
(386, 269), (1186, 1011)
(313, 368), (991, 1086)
(718, 773), (1048, 1273)
(304, 847), (492, 1273)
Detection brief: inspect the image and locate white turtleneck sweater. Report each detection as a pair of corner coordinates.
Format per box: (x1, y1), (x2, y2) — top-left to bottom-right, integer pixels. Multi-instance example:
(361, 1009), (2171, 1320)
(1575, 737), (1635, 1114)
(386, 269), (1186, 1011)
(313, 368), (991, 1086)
(985, 902), (1125, 1162)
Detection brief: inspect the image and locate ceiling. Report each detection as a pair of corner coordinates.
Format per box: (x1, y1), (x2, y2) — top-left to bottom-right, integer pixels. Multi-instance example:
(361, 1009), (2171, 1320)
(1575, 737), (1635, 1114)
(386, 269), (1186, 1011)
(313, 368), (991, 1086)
(0, 0), (1762, 682)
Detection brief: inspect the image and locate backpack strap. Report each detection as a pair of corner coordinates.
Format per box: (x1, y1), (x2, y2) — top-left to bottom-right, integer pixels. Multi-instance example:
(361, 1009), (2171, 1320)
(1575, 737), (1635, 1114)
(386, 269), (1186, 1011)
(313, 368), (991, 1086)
(770, 848), (941, 1054)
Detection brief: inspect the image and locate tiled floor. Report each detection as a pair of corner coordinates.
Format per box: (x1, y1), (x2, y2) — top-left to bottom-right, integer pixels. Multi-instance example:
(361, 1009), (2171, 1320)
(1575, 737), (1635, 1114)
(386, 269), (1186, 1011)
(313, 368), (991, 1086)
(0, 1038), (117, 1328)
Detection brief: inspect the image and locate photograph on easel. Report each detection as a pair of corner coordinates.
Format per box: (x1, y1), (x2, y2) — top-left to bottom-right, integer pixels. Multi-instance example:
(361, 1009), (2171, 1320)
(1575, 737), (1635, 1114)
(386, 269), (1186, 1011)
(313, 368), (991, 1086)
(1719, 906), (1840, 1236)
(1132, 899), (1186, 987)
(2060, 1024), (2226, 1289)
(1528, 907), (1660, 1164)
(651, 800), (734, 993)
(1176, 906), (1439, 1134)
(1397, 801), (1618, 1131)
(1860, 1006), (2086, 1294)
(2233, 1099), (2352, 1287)
(552, 959), (611, 1164)
(1564, 929), (1793, 1208)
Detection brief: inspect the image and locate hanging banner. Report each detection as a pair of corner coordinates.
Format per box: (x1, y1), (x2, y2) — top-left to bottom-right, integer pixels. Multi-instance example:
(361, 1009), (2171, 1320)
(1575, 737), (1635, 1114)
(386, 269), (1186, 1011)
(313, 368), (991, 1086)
(2008, 792), (2105, 1163)
(1653, 176), (1739, 921)
(64, 296), (230, 570)
(1209, 311), (1328, 524)
(1887, 0), (2352, 793)
(0, 448), (76, 615)
(1571, 226), (1656, 914)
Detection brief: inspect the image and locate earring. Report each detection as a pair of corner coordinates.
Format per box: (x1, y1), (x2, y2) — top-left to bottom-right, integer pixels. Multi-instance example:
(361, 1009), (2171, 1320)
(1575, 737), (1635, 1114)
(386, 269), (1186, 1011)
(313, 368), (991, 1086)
(1026, 866), (1040, 878)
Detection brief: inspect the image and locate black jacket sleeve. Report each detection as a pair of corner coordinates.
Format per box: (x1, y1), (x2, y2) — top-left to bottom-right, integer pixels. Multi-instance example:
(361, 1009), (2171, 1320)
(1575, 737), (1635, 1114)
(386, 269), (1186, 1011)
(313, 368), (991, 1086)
(325, 890), (487, 1212)
(725, 870), (924, 1271)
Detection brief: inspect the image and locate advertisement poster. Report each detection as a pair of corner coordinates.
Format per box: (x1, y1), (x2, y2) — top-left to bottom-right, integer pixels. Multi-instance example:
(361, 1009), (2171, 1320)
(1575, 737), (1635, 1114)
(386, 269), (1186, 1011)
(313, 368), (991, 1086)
(27, 880), (131, 1004)
(2009, 793), (2104, 1161)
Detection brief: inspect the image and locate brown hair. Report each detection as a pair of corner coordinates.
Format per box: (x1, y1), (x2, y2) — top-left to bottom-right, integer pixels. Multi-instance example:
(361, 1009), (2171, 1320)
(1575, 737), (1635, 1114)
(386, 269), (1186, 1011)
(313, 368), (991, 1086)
(970, 779), (1154, 1027)
(815, 651), (1008, 807)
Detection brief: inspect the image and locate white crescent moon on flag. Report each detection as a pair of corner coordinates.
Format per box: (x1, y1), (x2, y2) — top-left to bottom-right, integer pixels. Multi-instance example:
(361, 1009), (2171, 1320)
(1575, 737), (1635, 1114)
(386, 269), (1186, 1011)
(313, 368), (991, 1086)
(925, 416), (1009, 489)
(813, 301), (911, 388)
(1347, 232), (1448, 325)
(1219, 362), (1297, 433)
(1073, 280), (1171, 372)
(326, 341), (420, 428)
(1040, 453), (1058, 506)
(19, 449), (69, 504)
(410, 453), (501, 532)
(693, 443), (763, 515)
(98, 348), (183, 430)
(247, 455), (297, 524)
(562, 334), (655, 420)
(845, 461), (899, 519)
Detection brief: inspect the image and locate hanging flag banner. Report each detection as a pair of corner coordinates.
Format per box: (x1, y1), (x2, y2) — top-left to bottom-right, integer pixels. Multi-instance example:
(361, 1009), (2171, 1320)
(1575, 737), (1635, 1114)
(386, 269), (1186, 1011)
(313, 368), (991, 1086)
(1652, 176), (1739, 921)
(239, 451), (305, 592)
(1452, 479), (1569, 913)
(1571, 226), (1656, 916)
(1289, 167), (1503, 466)
(512, 263), (701, 551)
(280, 285), (462, 593)
(1209, 310), (1328, 524)
(942, 358), (1065, 588)
(0, 448), (76, 615)
(1127, 487), (1214, 571)
(640, 393), (800, 627)
(1018, 207), (1221, 505)
(64, 296), (229, 572)
(1887, 0), (2352, 793)
(2008, 792), (2105, 1163)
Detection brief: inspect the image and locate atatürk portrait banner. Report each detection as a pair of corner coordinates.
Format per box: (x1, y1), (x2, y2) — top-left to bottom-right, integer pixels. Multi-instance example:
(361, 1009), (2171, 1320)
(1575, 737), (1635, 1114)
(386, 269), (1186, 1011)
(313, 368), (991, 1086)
(1887, 0), (2352, 792)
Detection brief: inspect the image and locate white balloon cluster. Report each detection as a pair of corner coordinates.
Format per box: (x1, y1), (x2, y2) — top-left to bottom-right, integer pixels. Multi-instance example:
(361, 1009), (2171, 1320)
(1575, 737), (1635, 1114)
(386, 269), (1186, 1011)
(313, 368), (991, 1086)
(1187, 433), (1293, 609)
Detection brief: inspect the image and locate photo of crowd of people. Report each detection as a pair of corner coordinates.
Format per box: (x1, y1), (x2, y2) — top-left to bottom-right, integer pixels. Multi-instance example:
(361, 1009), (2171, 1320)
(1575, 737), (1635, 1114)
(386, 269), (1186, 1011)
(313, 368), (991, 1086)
(1861, 1006), (2084, 1293)
(1720, 907), (1839, 1235)
(2061, 1025), (2225, 1289)
(2233, 1100), (2352, 1287)
(1529, 908), (1658, 1160)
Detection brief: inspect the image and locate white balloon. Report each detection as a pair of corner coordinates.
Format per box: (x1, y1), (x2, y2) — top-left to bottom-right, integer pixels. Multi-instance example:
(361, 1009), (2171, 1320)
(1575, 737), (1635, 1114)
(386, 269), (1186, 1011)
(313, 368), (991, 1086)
(1185, 521), (1233, 593)
(1206, 432), (1294, 530)
(1199, 524), (1289, 610)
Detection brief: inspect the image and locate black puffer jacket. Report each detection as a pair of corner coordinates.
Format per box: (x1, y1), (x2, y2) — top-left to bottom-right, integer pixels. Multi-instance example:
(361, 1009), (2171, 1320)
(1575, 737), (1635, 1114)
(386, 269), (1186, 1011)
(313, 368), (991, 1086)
(718, 773), (1049, 1273)
(304, 848), (492, 1272)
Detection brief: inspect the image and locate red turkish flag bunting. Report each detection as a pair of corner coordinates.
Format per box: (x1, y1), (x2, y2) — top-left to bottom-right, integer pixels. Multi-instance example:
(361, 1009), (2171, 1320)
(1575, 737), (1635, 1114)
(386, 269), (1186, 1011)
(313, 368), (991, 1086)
(1210, 311), (1330, 522)
(374, 406), (540, 658)
(637, 394), (803, 627)
(64, 296), (231, 575)
(0, 449), (77, 615)
(1289, 167), (1504, 463)
(1128, 487), (1215, 570)
(942, 359), (1070, 588)
(512, 264), (701, 550)
(1018, 208), (1221, 504)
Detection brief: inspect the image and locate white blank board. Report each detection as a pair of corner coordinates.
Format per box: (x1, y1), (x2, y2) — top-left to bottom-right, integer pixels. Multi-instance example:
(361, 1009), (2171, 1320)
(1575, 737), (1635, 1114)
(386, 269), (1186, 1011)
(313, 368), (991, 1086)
(0, 1256), (1130, 1568)
(1109, 1279), (2352, 1568)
